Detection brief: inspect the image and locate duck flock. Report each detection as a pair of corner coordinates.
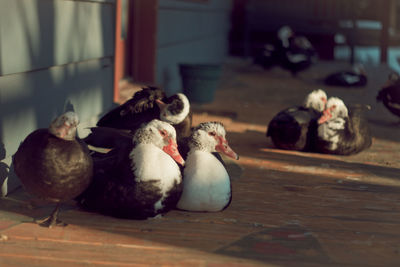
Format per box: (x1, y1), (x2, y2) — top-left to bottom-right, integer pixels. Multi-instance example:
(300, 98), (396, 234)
(12, 25), (400, 228)
(267, 89), (372, 155)
(13, 86), (238, 227)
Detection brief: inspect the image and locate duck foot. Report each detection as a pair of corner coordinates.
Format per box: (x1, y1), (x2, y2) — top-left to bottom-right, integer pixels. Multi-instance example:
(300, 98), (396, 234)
(35, 204), (67, 228)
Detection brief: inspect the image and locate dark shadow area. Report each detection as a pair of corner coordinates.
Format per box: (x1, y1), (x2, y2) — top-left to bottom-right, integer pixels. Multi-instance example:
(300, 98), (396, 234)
(216, 225), (332, 265)
(0, 141), (10, 196)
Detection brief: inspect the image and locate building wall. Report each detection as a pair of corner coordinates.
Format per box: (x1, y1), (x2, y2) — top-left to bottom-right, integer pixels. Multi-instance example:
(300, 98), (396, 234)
(156, 0), (232, 95)
(0, 0), (116, 196)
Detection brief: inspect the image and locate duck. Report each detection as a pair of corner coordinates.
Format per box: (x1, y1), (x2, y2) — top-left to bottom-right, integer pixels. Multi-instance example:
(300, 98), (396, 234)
(176, 122), (239, 212)
(316, 97), (372, 155)
(96, 86), (164, 130)
(376, 72), (400, 118)
(324, 64), (367, 87)
(253, 43), (279, 69)
(13, 112), (93, 227)
(78, 119), (185, 219)
(277, 26), (317, 76)
(87, 86), (192, 147)
(266, 89), (327, 151)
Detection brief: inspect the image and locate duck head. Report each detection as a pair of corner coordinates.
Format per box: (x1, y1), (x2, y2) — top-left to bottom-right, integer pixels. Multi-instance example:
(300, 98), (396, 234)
(318, 97), (348, 124)
(303, 89), (327, 112)
(48, 111), (79, 141)
(156, 93), (190, 125)
(189, 122), (239, 160)
(277, 25), (294, 48)
(134, 119), (185, 165)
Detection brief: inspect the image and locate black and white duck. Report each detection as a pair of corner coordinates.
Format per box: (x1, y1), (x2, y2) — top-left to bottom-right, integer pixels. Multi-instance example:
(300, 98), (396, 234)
(277, 26), (317, 76)
(87, 86), (192, 147)
(376, 72), (400, 119)
(266, 89), (327, 151)
(316, 97), (372, 155)
(78, 119), (184, 219)
(324, 64), (367, 87)
(13, 112), (93, 227)
(176, 122), (239, 212)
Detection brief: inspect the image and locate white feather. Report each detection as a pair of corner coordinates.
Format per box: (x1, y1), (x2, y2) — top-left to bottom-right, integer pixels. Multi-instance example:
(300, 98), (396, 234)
(177, 151), (231, 212)
(286, 52), (308, 63)
(343, 74), (360, 84)
(160, 93), (190, 125)
(318, 118), (346, 150)
(303, 89), (327, 112)
(130, 143), (181, 211)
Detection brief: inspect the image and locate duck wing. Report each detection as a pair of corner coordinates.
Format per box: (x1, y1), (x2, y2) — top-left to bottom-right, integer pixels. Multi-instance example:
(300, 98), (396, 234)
(97, 86), (166, 130)
(84, 126), (133, 149)
(322, 105), (372, 155)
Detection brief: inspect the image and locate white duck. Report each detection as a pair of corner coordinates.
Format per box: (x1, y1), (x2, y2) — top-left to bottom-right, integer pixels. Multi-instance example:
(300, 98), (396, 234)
(316, 97), (372, 155)
(177, 122), (239, 212)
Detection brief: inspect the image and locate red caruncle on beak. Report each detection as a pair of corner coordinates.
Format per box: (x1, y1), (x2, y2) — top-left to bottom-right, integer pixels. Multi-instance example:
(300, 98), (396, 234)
(163, 137), (185, 165)
(215, 135), (239, 160)
(318, 105), (335, 124)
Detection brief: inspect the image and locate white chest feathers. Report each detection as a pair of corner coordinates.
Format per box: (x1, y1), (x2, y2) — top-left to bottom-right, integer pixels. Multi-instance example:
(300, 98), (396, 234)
(318, 118), (346, 150)
(177, 151), (231, 212)
(130, 144), (181, 209)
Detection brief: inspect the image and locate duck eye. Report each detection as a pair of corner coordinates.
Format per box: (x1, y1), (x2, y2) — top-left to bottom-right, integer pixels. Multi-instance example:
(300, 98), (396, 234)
(159, 130), (167, 137)
(208, 131), (216, 137)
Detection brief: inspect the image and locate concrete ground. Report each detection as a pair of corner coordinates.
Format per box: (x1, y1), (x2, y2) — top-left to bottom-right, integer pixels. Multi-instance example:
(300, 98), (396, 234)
(1, 58), (400, 266)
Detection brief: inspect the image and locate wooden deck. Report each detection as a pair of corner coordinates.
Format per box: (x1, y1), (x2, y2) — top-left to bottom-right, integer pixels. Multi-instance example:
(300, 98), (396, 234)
(1, 58), (400, 266)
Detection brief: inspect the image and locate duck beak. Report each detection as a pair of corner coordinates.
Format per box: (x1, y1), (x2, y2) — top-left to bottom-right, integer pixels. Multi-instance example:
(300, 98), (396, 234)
(163, 138), (185, 166)
(155, 99), (167, 110)
(215, 137), (239, 160)
(318, 109), (332, 124)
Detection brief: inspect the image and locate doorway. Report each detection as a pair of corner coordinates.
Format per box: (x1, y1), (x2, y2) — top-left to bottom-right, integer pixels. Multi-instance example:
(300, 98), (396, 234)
(113, 0), (158, 103)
